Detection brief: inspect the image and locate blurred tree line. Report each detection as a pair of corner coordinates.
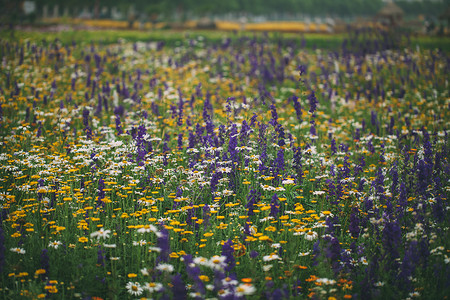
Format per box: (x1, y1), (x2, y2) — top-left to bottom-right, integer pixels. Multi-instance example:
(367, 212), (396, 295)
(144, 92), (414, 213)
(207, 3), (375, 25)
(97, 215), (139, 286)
(2, 0), (449, 23)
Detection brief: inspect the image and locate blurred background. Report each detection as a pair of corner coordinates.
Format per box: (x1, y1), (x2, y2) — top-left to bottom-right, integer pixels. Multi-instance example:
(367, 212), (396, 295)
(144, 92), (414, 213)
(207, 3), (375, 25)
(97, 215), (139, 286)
(1, 0), (449, 35)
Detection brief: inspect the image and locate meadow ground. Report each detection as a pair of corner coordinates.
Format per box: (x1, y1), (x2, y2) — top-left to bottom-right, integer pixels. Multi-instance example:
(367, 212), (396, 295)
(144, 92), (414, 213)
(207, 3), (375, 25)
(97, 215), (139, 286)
(0, 29), (449, 299)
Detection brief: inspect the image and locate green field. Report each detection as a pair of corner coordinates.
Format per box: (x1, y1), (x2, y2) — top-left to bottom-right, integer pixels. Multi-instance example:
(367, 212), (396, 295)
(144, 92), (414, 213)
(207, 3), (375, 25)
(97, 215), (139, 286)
(1, 29), (449, 52)
(0, 27), (449, 299)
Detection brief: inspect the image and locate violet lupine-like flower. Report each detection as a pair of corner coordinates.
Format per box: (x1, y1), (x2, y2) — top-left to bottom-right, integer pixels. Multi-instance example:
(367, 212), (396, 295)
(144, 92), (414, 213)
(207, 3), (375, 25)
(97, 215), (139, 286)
(36, 121), (42, 138)
(239, 120), (251, 146)
(246, 189), (260, 217)
(275, 148), (285, 173)
(228, 167), (237, 194)
(396, 182), (408, 217)
(171, 273), (188, 300)
(25, 107), (30, 123)
(205, 120), (215, 137)
(98, 177), (105, 201)
(212, 269), (227, 294)
(432, 193), (445, 223)
(398, 241), (420, 291)
(202, 101), (211, 124)
(176, 133), (183, 150)
(298, 64), (307, 76)
(221, 239), (235, 273)
(311, 240), (321, 267)
(325, 216), (339, 235)
(270, 193), (280, 217)
(0, 227), (5, 274)
(210, 171), (222, 195)
(114, 114), (123, 136)
(162, 141), (170, 154)
(156, 226), (170, 263)
(292, 147), (302, 182)
(382, 220), (401, 272)
(195, 123), (204, 143)
(354, 128), (361, 141)
(96, 178), (105, 209)
(390, 162), (399, 197)
(373, 167), (385, 200)
(170, 105), (177, 119)
(182, 255), (205, 295)
(276, 124), (285, 147)
(71, 77), (76, 91)
(370, 110), (377, 127)
(40, 249), (50, 279)
(202, 204), (211, 230)
(330, 138), (337, 155)
(309, 123), (316, 136)
(133, 125), (151, 165)
(416, 159), (432, 198)
(330, 165), (336, 177)
(94, 93), (102, 116)
(228, 124), (238, 163)
(349, 207), (360, 238)
(258, 122), (268, 157)
(226, 97), (235, 116)
(354, 155), (366, 178)
(269, 104), (278, 127)
(337, 156), (351, 182)
(113, 104), (124, 116)
(188, 131), (196, 149)
(186, 204), (198, 229)
(195, 83), (202, 98)
(82, 108), (92, 139)
(379, 142), (386, 163)
(308, 91), (318, 114)
(324, 236), (342, 274)
(250, 113), (258, 128)
(97, 246), (105, 267)
(250, 250), (259, 259)
(423, 140), (433, 167)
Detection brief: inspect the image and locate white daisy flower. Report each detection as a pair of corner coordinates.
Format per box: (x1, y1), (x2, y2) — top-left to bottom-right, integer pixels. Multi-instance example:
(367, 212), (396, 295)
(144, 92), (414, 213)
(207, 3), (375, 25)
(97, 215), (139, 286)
(263, 264), (273, 271)
(313, 191), (326, 196)
(263, 254), (281, 262)
(148, 246), (161, 253)
(208, 255), (227, 270)
(90, 228), (111, 240)
(360, 257), (368, 265)
(235, 283), (256, 296)
(48, 240), (62, 249)
(137, 224), (158, 234)
(155, 263), (174, 273)
(271, 243), (281, 249)
(10, 247), (26, 254)
(133, 240), (147, 246)
(143, 282), (163, 293)
(304, 231), (318, 241)
(126, 282), (143, 296)
(282, 178), (295, 185)
(193, 256), (209, 266)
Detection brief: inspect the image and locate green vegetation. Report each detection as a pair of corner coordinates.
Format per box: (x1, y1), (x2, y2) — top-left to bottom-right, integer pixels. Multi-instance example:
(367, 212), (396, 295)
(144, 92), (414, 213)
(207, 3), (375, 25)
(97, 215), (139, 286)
(1, 29), (449, 53)
(2, 0), (450, 21)
(0, 25), (449, 300)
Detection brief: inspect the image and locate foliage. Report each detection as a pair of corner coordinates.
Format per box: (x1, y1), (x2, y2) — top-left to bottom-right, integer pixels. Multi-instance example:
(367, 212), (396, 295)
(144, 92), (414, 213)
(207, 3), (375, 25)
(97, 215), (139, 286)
(16, 0), (450, 18)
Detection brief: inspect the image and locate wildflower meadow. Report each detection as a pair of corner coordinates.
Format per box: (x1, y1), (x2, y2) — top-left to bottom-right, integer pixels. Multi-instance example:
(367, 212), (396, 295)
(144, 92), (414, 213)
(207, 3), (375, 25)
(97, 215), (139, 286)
(0, 30), (449, 299)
